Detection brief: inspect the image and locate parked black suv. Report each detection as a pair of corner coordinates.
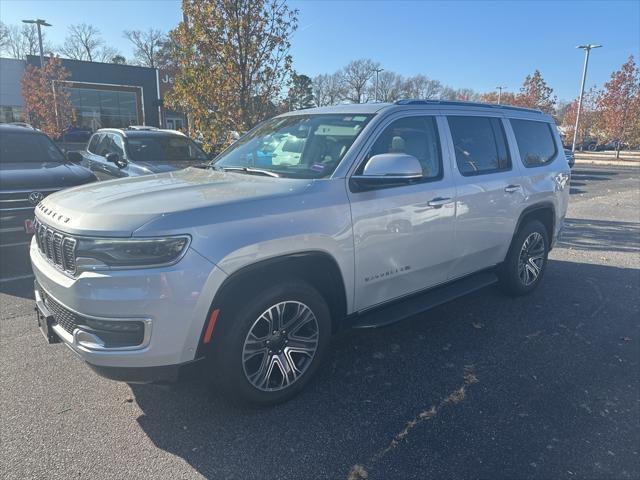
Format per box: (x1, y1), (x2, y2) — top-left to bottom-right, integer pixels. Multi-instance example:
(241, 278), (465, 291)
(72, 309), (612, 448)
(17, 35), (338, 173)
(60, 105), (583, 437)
(80, 127), (209, 181)
(0, 124), (96, 247)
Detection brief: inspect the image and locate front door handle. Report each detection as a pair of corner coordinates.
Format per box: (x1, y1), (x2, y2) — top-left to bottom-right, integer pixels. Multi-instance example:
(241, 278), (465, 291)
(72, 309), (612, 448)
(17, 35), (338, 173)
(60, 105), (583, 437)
(428, 197), (452, 207)
(504, 184), (521, 193)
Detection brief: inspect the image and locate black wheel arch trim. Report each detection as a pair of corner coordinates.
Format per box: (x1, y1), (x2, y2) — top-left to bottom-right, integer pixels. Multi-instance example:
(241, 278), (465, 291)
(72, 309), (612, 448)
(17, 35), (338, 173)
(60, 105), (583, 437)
(195, 251), (348, 358)
(511, 202), (556, 251)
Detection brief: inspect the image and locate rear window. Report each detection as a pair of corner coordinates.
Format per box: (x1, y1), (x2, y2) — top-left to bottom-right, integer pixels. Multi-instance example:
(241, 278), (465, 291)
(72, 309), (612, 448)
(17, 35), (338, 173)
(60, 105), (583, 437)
(510, 119), (557, 167)
(448, 116), (511, 176)
(0, 131), (65, 163)
(126, 136), (208, 163)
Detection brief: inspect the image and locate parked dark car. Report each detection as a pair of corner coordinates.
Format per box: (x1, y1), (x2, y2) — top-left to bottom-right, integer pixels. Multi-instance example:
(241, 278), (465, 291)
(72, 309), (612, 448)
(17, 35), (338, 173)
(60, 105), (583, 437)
(58, 126), (93, 143)
(0, 124), (96, 247)
(79, 127), (210, 181)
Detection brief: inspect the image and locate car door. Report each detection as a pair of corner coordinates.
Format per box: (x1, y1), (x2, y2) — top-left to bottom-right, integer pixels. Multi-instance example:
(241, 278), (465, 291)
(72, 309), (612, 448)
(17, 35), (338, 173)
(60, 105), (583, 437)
(348, 114), (457, 311)
(443, 114), (525, 279)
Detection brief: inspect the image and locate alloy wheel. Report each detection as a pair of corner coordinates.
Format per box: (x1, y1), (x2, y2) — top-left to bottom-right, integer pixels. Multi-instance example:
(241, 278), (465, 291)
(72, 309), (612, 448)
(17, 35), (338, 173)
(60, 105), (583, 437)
(518, 232), (545, 286)
(242, 301), (319, 392)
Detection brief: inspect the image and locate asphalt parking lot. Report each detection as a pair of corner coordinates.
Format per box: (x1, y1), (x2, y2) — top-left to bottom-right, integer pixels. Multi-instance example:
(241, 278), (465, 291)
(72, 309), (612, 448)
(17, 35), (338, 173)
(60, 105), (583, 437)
(1, 165), (638, 479)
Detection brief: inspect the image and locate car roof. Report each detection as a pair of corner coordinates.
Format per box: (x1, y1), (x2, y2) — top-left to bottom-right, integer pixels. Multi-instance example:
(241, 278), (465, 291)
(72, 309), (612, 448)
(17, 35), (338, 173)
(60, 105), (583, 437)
(278, 99), (552, 121)
(95, 128), (187, 138)
(0, 124), (46, 135)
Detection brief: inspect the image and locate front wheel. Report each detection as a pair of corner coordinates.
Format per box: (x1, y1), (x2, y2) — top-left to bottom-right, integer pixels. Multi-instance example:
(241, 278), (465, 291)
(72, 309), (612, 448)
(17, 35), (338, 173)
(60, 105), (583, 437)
(498, 220), (549, 296)
(211, 281), (331, 405)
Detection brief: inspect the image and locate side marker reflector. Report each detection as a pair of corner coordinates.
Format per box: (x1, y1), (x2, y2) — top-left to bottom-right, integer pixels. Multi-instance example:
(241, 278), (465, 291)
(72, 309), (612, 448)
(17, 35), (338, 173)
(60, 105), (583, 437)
(203, 308), (220, 344)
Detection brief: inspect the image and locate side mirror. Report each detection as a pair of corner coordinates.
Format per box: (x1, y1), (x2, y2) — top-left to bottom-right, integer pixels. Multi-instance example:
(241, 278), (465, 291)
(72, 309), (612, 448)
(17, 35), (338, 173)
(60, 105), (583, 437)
(351, 153), (423, 191)
(106, 152), (127, 169)
(66, 151), (83, 163)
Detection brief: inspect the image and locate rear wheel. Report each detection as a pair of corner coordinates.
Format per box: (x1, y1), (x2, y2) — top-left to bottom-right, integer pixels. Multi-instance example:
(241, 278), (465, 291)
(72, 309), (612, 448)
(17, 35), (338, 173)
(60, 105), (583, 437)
(211, 281), (331, 405)
(498, 220), (549, 296)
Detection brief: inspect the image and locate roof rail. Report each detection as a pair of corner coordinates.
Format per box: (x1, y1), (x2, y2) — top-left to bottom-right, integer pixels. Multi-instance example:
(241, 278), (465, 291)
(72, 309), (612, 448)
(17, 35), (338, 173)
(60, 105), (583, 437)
(127, 125), (159, 131)
(394, 99), (542, 113)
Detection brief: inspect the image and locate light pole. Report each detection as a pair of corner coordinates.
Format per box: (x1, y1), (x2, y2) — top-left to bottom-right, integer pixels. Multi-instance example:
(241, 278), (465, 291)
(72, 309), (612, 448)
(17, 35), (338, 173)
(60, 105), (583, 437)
(572, 44), (602, 152)
(373, 68), (384, 102)
(496, 85), (506, 104)
(22, 19), (51, 68)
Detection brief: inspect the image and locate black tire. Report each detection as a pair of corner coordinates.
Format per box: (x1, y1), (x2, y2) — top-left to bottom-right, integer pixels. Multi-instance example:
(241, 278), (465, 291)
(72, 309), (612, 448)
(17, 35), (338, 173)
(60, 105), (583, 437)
(498, 219), (549, 296)
(210, 281), (331, 406)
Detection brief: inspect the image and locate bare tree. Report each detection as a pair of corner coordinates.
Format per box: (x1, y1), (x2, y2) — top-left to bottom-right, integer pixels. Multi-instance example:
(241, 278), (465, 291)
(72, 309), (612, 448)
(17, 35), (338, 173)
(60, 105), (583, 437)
(1, 23), (53, 59)
(312, 72), (345, 106)
(401, 75), (442, 99)
(342, 59), (379, 103)
(438, 85), (458, 100)
(60, 24), (104, 61)
(372, 71), (404, 102)
(123, 29), (166, 68)
(0, 22), (9, 53)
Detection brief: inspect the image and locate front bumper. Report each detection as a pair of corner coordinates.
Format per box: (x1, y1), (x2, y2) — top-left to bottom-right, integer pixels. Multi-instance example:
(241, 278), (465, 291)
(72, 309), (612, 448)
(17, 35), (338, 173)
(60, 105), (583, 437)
(30, 237), (228, 376)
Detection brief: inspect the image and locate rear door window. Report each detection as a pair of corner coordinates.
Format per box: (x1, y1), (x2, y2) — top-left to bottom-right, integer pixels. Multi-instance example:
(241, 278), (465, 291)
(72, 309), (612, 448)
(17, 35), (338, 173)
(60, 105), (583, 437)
(448, 116), (511, 176)
(510, 119), (557, 167)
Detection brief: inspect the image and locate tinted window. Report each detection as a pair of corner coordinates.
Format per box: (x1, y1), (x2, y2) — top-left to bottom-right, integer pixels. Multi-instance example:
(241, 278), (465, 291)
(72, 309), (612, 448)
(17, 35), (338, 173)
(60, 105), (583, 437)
(511, 119), (557, 167)
(0, 131), (65, 163)
(448, 116), (511, 175)
(127, 136), (208, 163)
(362, 116), (442, 179)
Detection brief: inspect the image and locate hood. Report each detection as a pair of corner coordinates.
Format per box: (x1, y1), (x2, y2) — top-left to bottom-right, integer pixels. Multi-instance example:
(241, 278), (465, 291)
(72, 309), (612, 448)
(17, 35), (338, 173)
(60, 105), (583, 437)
(0, 162), (96, 190)
(36, 167), (312, 236)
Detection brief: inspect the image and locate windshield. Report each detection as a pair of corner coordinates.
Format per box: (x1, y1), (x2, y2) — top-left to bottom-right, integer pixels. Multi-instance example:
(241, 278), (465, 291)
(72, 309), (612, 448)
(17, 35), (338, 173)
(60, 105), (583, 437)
(213, 114), (373, 178)
(0, 131), (65, 163)
(126, 136), (208, 163)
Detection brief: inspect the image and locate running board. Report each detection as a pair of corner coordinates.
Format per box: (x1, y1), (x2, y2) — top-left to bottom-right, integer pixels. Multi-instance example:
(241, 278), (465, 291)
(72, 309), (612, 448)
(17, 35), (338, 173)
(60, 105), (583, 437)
(350, 271), (498, 329)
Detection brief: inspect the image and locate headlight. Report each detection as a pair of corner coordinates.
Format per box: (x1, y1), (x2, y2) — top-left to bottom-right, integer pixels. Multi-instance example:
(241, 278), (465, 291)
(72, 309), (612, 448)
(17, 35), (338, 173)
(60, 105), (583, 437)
(75, 236), (190, 271)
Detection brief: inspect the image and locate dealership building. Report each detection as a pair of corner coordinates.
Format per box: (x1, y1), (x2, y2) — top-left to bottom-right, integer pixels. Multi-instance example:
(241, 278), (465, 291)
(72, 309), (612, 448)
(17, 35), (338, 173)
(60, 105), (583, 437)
(0, 56), (185, 131)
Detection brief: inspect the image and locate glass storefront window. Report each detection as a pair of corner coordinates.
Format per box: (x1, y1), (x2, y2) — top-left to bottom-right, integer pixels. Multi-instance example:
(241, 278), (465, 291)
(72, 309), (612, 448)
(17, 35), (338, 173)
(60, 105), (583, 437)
(0, 106), (25, 123)
(68, 87), (139, 131)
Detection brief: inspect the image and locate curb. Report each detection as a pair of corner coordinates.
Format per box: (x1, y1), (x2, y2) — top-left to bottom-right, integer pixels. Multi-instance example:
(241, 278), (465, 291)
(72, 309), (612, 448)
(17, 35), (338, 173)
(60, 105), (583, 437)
(574, 159), (640, 167)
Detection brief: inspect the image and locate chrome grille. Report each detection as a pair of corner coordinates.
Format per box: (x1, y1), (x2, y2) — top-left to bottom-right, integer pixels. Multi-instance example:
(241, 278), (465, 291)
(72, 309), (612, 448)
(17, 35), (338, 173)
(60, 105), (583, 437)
(34, 218), (77, 274)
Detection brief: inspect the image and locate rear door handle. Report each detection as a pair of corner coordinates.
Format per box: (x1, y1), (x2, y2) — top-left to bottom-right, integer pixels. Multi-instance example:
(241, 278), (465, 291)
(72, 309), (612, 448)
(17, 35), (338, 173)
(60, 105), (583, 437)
(428, 197), (452, 207)
(504, 184), (521, 193)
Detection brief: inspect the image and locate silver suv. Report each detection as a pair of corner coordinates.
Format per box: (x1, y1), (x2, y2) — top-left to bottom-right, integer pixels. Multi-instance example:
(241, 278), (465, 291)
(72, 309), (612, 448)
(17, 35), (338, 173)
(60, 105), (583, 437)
(31, 100), (570, 404)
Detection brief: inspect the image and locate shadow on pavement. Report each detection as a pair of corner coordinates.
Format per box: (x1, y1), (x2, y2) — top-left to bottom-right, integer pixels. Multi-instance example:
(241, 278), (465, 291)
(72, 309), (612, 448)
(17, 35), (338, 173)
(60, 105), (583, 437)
(130, 260), (640, 480)
(560, 218), (640, 253)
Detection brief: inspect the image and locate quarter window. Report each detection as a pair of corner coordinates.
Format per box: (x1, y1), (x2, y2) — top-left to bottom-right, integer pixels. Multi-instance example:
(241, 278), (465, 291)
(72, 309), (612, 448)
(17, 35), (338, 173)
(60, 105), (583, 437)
(448, 116), (511, 176)
(361, 116), (442, 180)
(510, 119), (557, 167)
(87, 134), (101, 154)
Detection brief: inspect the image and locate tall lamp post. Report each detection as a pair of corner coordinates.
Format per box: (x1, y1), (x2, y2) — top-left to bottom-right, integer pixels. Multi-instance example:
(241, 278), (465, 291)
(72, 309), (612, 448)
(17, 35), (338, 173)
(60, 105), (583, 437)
(22, 19), (51, 67)
(373, 68), (384, 102)
(496, 85), (506, 104)
(571, 44), (602, 152)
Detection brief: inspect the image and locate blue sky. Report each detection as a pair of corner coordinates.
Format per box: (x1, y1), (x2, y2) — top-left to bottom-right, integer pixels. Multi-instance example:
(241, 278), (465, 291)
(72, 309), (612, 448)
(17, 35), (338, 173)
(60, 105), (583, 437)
(1, 0), (638, 100)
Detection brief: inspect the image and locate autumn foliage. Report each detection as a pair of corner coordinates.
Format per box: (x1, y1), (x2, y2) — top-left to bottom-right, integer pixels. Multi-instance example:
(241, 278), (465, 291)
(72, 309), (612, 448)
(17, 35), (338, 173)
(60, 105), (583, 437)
(166, 0), (298, 150)
(596, 56), (640, 157)
(21, 56), (74, 138)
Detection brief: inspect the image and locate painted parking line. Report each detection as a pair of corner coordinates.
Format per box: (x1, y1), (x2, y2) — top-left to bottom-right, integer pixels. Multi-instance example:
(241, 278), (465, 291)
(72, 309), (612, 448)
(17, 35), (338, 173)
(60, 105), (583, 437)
(0, 273), (34, 284)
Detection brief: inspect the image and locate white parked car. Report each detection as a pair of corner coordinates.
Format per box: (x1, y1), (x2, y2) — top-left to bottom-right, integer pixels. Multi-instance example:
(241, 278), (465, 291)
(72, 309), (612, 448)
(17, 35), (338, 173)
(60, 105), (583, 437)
(31, 100), (570, 404)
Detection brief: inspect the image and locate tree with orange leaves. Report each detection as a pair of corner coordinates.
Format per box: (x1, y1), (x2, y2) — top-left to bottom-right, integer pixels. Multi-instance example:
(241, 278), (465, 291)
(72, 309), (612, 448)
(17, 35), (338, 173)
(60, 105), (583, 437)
(596, 55), (640, 158)
(21, 56), (74, 139)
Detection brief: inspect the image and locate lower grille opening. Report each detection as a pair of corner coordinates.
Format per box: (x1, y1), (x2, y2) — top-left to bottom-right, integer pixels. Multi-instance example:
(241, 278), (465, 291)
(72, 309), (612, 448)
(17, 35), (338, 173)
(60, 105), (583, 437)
(40, 287), (144, 348)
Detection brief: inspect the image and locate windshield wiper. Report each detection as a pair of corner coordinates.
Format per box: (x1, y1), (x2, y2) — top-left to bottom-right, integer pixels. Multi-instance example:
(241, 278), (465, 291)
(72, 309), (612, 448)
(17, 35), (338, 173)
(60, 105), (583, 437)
(219, 166), (280, 177)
